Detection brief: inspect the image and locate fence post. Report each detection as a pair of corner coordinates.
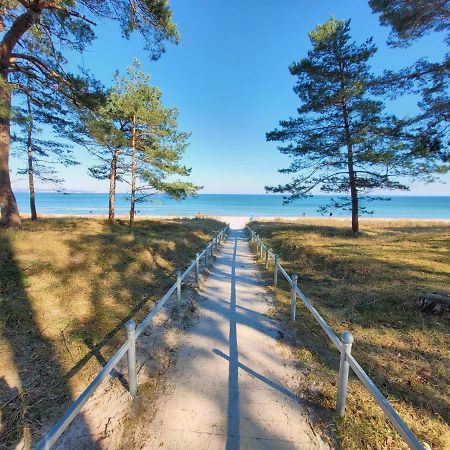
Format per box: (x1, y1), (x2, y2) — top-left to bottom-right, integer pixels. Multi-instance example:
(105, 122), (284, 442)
(336, 331), (354, 416)
(265, 247), (269, 269)
(204, 248), (208, 267)
(125, 320), (137, 397)
(290, 274), (298, 321)
(176, 270), (182, 310)
(260, 241), (264, 259)
(195, 253), (200, 285)
(274, 254), (278, 286)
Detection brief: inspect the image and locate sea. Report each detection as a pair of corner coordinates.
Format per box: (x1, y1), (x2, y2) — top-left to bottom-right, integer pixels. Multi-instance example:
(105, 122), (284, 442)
(14, 192), (450, 219)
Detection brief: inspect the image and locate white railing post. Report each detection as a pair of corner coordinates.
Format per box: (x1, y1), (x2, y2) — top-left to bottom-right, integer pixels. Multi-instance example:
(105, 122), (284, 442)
(337, 331), (354, 416)
(195, 253), (200, 285)
(204, 248), (208, 267)
(290, 274), (298, 321)
(274, 254), (279, 286)
(125, 320), (137, 397)
(176, 270), (182, 310)
(260, 241), (264, 259)
(265, 247), (269, 269)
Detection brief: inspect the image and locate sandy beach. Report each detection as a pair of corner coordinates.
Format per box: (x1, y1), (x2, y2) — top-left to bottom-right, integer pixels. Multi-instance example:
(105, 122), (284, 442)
(34, 214), (450, 230)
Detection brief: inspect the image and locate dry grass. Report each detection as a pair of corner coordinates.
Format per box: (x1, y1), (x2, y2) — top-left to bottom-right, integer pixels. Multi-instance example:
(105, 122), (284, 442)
(250, 218), (450, 450)
(0, 217), (223, 449)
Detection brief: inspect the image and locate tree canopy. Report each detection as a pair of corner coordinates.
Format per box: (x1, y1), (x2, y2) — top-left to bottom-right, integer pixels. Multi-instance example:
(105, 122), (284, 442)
(0, 0), (179, 227)
(86, 60), (199, 226)
(369, 0), (450, 46)
(369, 0), (450, 167)
(266, 18), (441, 232)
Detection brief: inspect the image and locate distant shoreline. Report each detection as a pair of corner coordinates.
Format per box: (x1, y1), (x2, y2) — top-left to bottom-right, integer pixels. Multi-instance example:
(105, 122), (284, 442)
(24, 214), (450, 229)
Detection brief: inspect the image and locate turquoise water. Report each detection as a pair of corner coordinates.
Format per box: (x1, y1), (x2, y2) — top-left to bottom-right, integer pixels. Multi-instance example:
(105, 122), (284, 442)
(14, 192), (450, 219)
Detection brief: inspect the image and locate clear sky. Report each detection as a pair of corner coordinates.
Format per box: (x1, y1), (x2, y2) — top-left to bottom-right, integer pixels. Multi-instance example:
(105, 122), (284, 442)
(10, 0), (449, 195)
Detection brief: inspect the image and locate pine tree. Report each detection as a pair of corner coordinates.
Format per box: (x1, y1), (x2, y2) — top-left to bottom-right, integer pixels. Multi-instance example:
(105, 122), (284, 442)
(0, 1), (179, 227)
(12, 80), (78, 220)
(369, 0), (450, 165)
(88, 60), (199, 227)
(266, 18), (441, 233)
(85, 97), (128, 221)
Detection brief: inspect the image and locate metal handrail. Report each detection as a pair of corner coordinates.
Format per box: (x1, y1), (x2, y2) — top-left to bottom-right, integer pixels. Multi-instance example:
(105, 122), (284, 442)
(246, 226), (425, 450)
(36, 224), (230, 450)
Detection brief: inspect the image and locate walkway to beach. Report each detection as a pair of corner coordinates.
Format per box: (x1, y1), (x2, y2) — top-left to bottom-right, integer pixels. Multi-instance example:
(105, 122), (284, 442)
(144, 229), (331, 449)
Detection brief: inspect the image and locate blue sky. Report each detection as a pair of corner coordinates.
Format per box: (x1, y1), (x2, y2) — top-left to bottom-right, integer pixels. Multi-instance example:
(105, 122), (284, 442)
(11, 0), (449, 195)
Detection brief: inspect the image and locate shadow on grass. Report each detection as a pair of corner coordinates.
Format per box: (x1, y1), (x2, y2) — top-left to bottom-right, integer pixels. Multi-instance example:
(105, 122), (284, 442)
(0, 217), (223, 447)
(0, 233), (95, 449)
(249, 221), (450, 446)
(59, 218), (223, 375)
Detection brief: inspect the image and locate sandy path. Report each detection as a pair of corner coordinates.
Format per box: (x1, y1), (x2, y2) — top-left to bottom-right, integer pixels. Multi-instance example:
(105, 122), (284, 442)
(144, 229), (331, 450)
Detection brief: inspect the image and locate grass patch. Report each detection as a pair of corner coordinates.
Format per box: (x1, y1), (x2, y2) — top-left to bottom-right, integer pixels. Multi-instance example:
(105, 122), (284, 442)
(0, 217), (223, 449)
(249, 218), (450, 449)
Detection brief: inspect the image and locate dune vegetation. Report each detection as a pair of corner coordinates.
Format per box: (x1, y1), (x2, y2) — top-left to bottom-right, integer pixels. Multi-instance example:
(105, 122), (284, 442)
(0, 217), (223, 448)
(249, 218), (450, 450)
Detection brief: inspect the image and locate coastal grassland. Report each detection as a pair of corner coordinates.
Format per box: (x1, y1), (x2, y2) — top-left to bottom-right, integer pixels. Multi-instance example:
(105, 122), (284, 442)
(0, 217), (223, 449)
(250, 219), (450, 450)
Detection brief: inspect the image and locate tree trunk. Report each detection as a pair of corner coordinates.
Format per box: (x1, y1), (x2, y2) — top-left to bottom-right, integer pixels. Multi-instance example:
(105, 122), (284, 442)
(129, 114), (136, 228)
(0, 72), (21, 227)
(26, 93), (37, 220)
(0, 6), (41, 228)
(109, 148), (120, 222)
(342, 103), (359, 233)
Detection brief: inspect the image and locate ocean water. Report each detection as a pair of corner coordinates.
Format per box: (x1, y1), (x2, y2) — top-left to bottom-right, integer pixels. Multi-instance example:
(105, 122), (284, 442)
(14, 192), (450, 219)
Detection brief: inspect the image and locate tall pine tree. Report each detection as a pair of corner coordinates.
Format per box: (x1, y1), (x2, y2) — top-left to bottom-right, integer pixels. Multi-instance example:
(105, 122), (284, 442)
(12, 79), (78, 219)
(266, 18), (441, 233)
(87, 60), (199, 227)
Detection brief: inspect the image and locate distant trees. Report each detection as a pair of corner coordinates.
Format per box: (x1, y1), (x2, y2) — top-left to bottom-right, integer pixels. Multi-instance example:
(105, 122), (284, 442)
(0, 1), (179, 227)
(266, 18), (442, 233)
(87, 61), (199, 226)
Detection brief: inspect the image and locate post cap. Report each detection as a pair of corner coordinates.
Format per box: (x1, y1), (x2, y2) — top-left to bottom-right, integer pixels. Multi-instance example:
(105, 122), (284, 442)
(341, 331), (354, 345)
(291, 274), (298, 281)
(177, 270), (182, 277)
(125, 319), (136, 333)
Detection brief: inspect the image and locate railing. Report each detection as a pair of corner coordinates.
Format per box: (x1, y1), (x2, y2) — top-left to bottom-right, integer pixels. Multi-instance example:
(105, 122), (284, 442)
(246, 226), (425, 450)
(36, 224), (230, 450)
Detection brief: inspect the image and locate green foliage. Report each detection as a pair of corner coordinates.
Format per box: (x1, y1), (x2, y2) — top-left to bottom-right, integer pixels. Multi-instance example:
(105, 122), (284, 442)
(266, 18), (440, 221)
(1, 1), (180, 225)
(11, 79), (79, 188)
(369, 0), (450, 46)
(369, 0), (450, 167)
(87, 60), (199, 203)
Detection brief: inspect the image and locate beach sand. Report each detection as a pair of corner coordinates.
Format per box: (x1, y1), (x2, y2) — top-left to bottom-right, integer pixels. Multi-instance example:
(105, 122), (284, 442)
(35, 214), (450, 230)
